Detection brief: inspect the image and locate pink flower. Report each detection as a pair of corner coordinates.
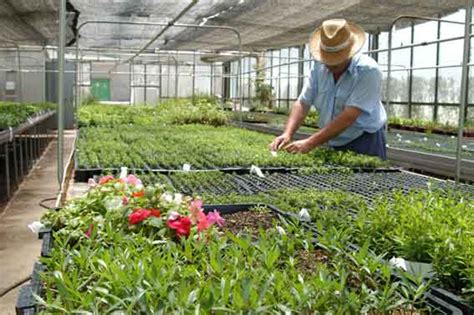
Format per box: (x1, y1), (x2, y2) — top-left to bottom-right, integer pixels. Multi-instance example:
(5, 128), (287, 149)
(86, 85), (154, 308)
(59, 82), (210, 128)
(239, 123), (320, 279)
(167, 216), (192, 238)
(207, 210), (225, 227)
(168, 211), (180, 221)
(99, 175), (115, 185)
(125, 174), (142, 186)
(85, 224), (94, 238)
(122, 196), (129, 205)
(128, 209), (151, 225)
(197, 212), (210, 232)
(189, 199), (204, 224)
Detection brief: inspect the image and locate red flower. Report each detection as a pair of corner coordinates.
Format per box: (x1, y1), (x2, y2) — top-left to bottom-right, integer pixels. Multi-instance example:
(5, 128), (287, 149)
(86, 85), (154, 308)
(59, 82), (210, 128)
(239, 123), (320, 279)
(167, 216), (192, 238)
(85, 223), (94, 238)
(150, 209), (161, 218)
(128, 209), (151, 225)
(132, 190), (145, 198)
(99, 175), (115, 185)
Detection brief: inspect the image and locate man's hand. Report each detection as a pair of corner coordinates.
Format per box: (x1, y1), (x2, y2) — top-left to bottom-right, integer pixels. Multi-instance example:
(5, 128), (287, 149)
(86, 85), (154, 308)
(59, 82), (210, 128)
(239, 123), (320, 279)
(270, 133), (291, 151)
(284, 138), (316, 154)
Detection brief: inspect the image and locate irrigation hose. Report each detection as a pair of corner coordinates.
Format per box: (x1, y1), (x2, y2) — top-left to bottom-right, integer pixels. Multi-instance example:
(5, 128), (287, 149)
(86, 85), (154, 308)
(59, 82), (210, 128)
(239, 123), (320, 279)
(39, 197), (60, 211)
(0, 276), (31, 298)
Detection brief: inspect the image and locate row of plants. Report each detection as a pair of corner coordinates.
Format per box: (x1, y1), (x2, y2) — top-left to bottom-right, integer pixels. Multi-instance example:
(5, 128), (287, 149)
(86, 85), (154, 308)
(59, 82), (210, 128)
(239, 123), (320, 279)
(0, 102), (56, 130)
(387, 130), (474, 159)
(204, 188), (474, 302)
(36, 175), (430, 313)
(389, 117), (474, 136)
(76, 124), (387, 170)
(78, 97), (228, 128)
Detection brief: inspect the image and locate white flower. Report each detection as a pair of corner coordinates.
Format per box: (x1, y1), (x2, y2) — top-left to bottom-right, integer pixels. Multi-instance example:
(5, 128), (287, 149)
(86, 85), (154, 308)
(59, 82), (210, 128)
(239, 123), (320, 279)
(161, 192), (173, 203)
(27, 221), (45, 234)
(174, 193), (183, 205)
(168, 211), (180, 220)
(104, 196), (123, 211)
(298, 208), (311, 222)
(88, 178), (98, 187)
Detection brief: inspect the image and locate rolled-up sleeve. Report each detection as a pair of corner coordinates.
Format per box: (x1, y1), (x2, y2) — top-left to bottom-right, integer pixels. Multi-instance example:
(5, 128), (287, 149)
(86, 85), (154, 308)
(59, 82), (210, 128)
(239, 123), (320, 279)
(297, 62), (317, 109)
(346, 68), (382, 114)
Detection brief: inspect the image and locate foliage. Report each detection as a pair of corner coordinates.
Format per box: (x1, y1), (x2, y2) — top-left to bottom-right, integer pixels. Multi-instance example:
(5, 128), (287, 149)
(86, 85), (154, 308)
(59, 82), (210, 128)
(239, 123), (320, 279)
(42, 174), (223, 244)
(78, 98), (228, 128)
(38, 174), (426, 313)
(389, 116), (474, 133)
(0, 102), (56, 129)
(76, 124), (387, 169)
(205, 187), (474, 302)
(253, 81), (274, 108)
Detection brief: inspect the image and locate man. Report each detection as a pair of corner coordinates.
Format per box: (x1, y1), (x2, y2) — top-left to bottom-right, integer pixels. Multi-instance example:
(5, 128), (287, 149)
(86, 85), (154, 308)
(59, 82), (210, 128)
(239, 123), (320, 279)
(270, 19), (387, 159)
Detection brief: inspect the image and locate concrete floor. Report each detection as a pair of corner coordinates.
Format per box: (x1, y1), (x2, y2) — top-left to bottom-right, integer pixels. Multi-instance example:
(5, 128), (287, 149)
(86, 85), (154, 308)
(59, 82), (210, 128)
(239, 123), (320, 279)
(0, 131), (75, 314)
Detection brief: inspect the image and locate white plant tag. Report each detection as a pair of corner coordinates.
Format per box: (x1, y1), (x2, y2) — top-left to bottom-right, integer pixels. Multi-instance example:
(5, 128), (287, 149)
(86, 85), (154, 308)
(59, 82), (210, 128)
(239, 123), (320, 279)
(271, 150), (278, 157)
(298, 208), (311, 222)
(28, 221), (45, 234)
(119, 167), (128, 179)
(250, 165), (265, 178)
(435, 143), (441, 147)
(182, 164), (191, 172)
(389, 257), (434, 279)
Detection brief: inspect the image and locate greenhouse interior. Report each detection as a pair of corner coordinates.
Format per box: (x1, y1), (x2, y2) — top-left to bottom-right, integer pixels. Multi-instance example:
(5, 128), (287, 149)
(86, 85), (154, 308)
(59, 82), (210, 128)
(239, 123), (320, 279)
(0, 0), (473, 313)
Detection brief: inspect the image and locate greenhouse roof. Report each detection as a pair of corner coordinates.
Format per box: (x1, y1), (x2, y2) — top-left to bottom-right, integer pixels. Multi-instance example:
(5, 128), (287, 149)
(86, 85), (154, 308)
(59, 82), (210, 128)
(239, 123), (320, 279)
(0, 0), (468, 51)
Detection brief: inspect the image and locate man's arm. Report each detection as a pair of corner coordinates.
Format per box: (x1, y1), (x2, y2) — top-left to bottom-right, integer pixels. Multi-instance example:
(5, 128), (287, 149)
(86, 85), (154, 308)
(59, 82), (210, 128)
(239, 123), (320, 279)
(269, 100), (309, 151)
(285, 106), (361, 153)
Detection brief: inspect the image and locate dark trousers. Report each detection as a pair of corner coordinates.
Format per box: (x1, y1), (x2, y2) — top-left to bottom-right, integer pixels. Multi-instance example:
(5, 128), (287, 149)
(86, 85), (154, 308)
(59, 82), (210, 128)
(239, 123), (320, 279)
(332, 128), (387, 160)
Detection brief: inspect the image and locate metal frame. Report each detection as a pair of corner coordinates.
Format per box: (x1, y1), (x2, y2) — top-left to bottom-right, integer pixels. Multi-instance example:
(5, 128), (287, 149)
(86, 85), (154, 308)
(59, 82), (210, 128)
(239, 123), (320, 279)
(385, 11), (472, 184)
(0, 39), (23, 102)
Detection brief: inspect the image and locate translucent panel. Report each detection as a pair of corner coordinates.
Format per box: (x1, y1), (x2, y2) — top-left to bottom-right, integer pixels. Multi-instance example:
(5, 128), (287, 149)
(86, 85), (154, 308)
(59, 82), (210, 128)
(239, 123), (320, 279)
(79, 62), (91, 85)
(391, 48), (410, 69)
(439, 40), (463, 65)
(146, 65), (160, 86)
(438, 106), (459, 125)
(388, 104), (409, 119)
(411, 105), (433, 121)
(392, 26), (412, 48)
(411, 69), (436, 103)
(379, 31), (388, 51)
(414, 20), (438, 44)
(132, 64), (145, 86)
(385, 70), (409, 102)
(413, 44), (436, 68)
(280, 77), (289, 100)
(194, 65), (211, 95)
(439, 67), (461, 103)
(440, 9), (465, 40)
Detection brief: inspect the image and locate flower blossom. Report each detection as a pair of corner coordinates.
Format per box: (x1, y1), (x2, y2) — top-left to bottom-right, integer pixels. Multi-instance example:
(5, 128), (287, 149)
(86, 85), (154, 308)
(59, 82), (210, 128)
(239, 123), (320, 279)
(128, 208), (161, 225)
(206, 210), (225, 227)
(167, 216), (192, 238)
(99, 175), (115, 185)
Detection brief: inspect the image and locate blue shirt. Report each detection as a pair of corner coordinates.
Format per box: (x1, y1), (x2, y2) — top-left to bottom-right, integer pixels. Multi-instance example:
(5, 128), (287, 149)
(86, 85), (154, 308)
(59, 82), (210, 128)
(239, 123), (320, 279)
(298, 54), (387, 146)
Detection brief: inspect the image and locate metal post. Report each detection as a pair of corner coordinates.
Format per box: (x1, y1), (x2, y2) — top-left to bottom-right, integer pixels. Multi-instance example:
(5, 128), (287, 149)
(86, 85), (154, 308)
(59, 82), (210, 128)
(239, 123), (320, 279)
(297, 45), (304, 93)
(433, 16), (441, 122)
(57, 0), (66, 186)
(192, 51), (196, 103)
(385, 27), (393, 132)
(455, 3), (472, 184)
(5, 143), (10, 198)
(12, 137), (18, 186)
(144, 64), (148, 104)
(408, 22), (414, 118)
(287, 48), (291, 109)
(175, 53), (179, 99)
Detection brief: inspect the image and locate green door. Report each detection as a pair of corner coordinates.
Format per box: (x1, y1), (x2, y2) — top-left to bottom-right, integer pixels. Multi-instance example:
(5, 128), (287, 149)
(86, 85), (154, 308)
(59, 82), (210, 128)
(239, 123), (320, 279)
(91, 79), (111, 101)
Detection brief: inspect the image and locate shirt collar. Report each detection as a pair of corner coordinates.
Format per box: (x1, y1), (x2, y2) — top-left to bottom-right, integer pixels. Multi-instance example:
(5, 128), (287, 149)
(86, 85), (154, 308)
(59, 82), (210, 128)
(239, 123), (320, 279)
(347, 54), (360, 74)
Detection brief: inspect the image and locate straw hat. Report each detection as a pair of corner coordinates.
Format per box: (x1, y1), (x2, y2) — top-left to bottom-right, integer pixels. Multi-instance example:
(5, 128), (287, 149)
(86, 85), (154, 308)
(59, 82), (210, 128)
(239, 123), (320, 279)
(309, 19), (366, 66)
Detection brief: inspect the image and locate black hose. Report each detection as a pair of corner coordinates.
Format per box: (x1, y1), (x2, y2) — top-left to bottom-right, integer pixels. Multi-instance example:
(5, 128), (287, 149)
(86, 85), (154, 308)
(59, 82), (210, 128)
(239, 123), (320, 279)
(0, 276), (31, 298)
(39, 197), (60, 211)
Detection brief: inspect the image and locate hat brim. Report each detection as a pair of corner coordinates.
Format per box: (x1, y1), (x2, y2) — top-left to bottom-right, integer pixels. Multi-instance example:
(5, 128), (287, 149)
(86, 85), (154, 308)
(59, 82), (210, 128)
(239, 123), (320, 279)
(309, 22), (366, 66)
